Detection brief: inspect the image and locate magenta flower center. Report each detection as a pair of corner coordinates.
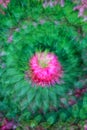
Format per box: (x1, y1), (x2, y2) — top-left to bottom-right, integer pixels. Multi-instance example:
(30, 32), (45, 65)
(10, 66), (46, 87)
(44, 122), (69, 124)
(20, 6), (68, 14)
(28, 52), (63, 87)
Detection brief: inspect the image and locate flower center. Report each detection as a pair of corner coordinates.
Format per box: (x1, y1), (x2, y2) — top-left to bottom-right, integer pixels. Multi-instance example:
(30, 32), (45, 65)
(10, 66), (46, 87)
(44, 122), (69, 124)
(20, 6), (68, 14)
(37, 53), (50, 68)
(38, 60), (49, 68)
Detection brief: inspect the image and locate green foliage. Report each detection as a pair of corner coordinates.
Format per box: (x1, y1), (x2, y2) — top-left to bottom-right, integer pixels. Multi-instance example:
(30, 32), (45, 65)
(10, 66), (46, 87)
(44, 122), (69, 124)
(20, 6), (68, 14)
(0, 0), (87, 128)
(4, 21), (83, 115)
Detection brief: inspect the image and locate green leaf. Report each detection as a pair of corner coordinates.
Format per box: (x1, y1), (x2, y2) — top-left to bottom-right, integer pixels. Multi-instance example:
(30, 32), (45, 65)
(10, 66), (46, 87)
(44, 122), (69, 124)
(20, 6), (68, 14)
(80, 108), (87, 120)
(29, 120), (38, 128)
(41, 122), (50, 129)
(60, 112), (68, 121)
(34, 115), (42, 123)
(46, 112), (57, 125)
(83, 94), (87, 110)
(72, 104), (79, 118)
(21, 111), (31, 120)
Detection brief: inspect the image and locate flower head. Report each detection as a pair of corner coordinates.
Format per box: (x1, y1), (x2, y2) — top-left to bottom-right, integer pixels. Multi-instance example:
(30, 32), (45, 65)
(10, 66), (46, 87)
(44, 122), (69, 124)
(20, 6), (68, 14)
(73, 0), (87, 17)
(28, 52), (63, 87)
(0, 0), (10, 8)
(84, 124), (87, 130)
(0, 119), (16, 130)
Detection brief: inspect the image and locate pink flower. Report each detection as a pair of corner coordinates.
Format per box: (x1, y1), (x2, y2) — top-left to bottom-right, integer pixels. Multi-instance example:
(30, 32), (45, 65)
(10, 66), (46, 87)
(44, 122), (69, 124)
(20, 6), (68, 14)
(43, 0), (64, 8)
(0, 119), (16, 130)
(74, 88), (82, 98)
(84, 124), (87, 130)
(68, 99), (76, 106)
(73, 0), (87, 17)
(0, 0), (10, 8)
(7, 35), (13, 43)
(28, 52), (63, 87)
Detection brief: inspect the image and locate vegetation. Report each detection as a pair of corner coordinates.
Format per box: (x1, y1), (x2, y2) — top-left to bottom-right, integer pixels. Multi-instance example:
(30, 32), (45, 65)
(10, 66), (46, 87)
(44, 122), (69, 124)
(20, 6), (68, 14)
(0, 0), (87, 129)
